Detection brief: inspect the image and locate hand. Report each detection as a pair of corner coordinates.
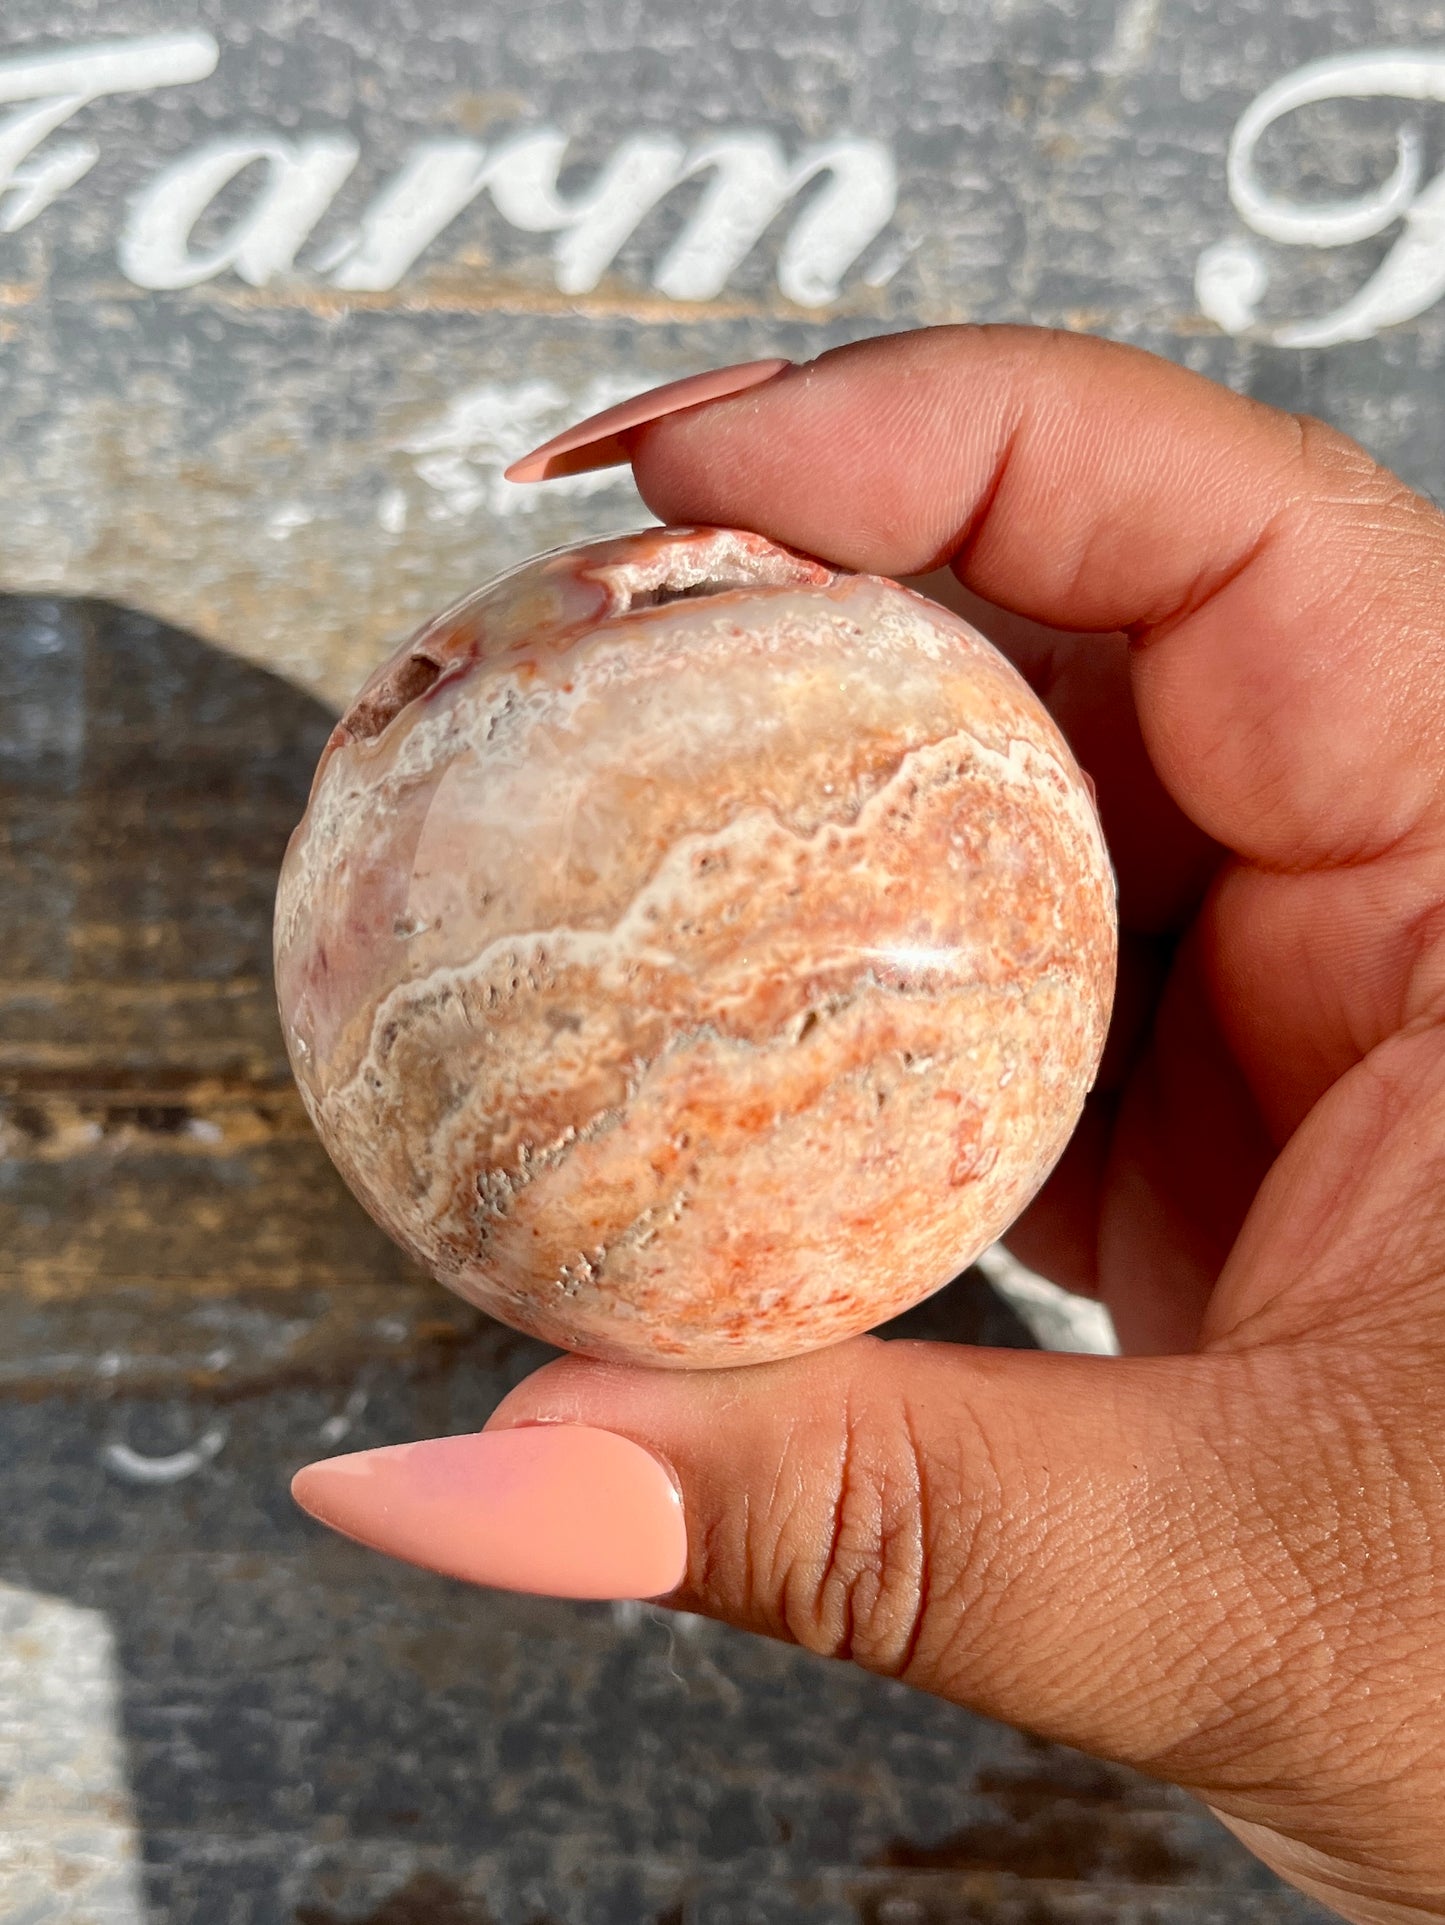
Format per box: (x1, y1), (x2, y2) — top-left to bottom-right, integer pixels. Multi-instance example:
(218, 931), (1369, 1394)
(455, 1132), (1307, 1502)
(301, 327), (1445, 1922)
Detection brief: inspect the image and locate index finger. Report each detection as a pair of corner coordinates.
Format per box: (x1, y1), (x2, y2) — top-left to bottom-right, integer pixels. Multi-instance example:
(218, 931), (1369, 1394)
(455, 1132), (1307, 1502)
(629, 325), (1445, 879)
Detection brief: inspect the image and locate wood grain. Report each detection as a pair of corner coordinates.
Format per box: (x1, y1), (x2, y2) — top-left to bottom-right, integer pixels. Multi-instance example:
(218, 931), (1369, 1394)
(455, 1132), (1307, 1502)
(0, 595), (486, 1395)
(0, 594), (1328, 1923)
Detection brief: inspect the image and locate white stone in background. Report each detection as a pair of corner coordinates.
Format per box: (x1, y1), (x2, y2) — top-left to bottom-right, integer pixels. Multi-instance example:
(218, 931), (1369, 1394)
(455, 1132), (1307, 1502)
(0, 1582), (145, 1924)
(974, 1243), (1120, 1356)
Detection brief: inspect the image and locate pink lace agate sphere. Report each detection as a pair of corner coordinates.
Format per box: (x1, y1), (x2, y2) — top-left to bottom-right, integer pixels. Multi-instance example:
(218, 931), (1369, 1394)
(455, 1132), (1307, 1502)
(274, 527), (1116, 1368)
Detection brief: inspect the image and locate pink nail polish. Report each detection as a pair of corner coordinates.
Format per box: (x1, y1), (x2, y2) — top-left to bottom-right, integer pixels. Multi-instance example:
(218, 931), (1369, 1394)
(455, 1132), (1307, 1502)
(291, 1426), (687, 1600)
(504, 357), (791, 482)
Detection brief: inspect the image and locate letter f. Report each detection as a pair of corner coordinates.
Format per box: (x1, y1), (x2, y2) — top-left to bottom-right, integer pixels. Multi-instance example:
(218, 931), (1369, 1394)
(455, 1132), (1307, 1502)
(0, 33), (218, 234)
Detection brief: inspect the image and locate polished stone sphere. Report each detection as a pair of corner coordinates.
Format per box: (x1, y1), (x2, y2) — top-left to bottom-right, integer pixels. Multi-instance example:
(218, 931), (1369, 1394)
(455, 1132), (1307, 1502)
(274, 526), (1116, 1368)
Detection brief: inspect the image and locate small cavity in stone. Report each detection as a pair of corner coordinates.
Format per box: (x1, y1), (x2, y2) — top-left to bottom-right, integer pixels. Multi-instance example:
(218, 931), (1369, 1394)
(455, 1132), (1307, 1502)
(624, 578), (754, 612)
(342, 652), (444, 743)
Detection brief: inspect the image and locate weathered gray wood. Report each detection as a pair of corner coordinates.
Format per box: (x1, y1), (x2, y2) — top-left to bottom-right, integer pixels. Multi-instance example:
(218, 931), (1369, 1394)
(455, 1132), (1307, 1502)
(0, 597), (1335, 1923)
(0, 596), (487, 1406)
(1, 3), (1443, 707)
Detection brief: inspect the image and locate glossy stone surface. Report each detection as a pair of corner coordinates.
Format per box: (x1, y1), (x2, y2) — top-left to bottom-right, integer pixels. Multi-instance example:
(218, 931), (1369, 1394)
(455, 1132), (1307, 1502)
(274, 527), (1116, 1368)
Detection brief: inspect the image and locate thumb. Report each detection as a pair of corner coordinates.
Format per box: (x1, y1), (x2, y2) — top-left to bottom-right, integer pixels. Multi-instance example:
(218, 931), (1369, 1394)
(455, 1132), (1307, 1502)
(291, 1320), (1445, 1919)
(484, 1334), (1270, 1778)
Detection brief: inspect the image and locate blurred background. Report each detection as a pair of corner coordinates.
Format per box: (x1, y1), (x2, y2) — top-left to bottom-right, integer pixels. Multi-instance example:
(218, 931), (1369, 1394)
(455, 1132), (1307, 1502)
(1, 2), (1440, 1920)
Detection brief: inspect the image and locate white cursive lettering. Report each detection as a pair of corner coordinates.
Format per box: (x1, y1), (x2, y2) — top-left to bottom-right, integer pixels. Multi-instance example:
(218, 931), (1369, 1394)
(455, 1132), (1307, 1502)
(119, 133), (360, 288)
(0, 32), (218, 235)
(325, 126), (897, 305)
(1199, 47), (1445, 347)
(1, 33), (897, 310)
(645, 133), (899, 306)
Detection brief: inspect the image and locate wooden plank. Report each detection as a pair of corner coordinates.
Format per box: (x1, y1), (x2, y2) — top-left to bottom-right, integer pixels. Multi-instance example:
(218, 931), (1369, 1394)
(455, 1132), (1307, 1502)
(0, 597), (1331, 1921)
(2, 3), (1442, 710)
(0, 595), (487, 1397)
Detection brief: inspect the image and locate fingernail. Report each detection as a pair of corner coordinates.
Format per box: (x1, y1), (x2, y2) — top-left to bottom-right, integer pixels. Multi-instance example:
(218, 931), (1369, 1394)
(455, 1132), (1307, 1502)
(504, 357), (791, 482)
(291, 1426), (686, 1600)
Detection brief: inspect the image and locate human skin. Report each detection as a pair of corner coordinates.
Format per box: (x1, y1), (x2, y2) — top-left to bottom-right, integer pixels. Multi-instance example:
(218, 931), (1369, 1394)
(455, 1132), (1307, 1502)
(480, 328), (1445, 1921)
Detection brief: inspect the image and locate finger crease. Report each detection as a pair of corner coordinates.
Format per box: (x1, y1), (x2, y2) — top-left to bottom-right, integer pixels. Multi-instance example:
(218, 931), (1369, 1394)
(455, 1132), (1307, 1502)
(946, 406), (1028, 578)
(891, 1397), (933, 1682)
(1129, 504), (1288, 654)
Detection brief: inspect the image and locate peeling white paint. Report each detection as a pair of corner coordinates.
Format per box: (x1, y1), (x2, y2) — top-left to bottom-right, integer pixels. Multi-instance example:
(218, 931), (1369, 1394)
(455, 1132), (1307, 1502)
(401, 374), (646, 519)
(377, 485), (409, 535)
(861, 231), (921, 288)
(1101, 0), (1164, 76)
(317, 1385), (369, 1446)
(0, 1583), (145, 1923)
(1194, 236), (1270, 333)
(265, 501), (317, 541)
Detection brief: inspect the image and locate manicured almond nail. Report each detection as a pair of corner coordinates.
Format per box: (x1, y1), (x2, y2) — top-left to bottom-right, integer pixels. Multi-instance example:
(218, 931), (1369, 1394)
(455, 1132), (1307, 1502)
(504, 357), (791, 482)
(291, 1426), (686, 1600)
